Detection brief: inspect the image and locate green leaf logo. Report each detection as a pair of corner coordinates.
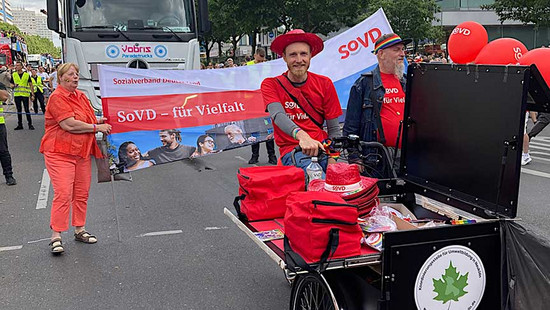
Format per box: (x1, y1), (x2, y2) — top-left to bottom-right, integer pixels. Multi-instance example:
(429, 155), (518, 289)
(433, 261), (469, 304)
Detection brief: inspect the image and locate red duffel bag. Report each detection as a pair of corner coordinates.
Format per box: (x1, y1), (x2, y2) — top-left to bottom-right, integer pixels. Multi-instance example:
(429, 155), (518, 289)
(234, 166), (305, 221)
(284, 191), (362, 269)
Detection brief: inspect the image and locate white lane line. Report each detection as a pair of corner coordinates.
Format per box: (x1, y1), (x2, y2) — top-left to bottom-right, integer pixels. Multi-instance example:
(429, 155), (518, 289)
(36, 169), (51, 210)
(137, 230), (183, 237)
(204, 226), (229, 231)
(522, 168), (550, 179)
(529, 144), (550, 152)
(529, 141), (550, 147)
(0, 245), (23, 252)
(531, 156), (550, 163)
(531, 151), (550, 157)
(532, 137), (550, 142)
(27, 238), (51, 244)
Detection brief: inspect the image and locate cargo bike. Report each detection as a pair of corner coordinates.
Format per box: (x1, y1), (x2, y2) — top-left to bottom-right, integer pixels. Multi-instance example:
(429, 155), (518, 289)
(224, 63), (550, 310)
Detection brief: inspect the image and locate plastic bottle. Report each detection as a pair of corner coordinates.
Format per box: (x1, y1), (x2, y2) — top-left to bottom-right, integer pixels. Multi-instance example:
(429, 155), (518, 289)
(306, 157), (323, 187)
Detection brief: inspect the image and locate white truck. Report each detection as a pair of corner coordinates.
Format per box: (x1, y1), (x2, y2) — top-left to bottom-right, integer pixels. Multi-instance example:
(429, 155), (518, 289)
(27, 54), (42, 68)
(46, 0), (210, 110)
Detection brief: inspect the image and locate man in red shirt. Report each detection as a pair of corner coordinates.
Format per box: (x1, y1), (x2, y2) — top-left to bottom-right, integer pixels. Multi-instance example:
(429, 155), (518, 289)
(343, 33), (411, 175)
(261, 29), (342, 172)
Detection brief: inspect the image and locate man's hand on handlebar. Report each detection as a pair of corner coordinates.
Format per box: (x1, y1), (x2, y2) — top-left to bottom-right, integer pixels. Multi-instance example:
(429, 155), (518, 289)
(296, 130), (324, 157)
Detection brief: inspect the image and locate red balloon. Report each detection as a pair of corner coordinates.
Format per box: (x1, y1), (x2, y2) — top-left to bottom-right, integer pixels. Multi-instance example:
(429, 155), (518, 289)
(519, 48), (550, 88)
(474, 38), (527, 65)
(448, 21), (488, 64)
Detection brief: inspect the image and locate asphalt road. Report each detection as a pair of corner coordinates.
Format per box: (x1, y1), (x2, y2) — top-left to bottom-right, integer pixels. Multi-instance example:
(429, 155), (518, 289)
(1, 110), (549, 310)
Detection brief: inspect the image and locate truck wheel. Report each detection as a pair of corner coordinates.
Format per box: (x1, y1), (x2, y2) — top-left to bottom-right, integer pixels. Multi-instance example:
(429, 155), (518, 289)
(290, 273), (339, 310)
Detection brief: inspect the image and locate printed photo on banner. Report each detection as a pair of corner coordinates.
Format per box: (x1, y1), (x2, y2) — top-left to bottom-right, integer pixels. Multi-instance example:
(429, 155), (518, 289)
(107, 117), (274, 173)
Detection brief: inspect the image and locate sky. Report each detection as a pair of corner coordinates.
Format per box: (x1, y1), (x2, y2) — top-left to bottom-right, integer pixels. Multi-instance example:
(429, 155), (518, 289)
(12, 0), (62, 47)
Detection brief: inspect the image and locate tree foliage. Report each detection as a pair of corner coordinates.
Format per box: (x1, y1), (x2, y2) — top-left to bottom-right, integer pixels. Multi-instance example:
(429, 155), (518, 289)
(24, 35), (61, 58)
(482, 0), (550, 28)
(275, 0), (365, 35)
(362, 0), (444, 48)
(203, 0), (368, 60)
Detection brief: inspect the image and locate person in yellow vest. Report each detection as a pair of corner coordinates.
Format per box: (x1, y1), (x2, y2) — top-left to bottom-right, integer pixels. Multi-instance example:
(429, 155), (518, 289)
(31, 68), (46, 114)
(0, 82), (16, 185)
(246, 47), (267, 65)
(10, 61), (34, 130)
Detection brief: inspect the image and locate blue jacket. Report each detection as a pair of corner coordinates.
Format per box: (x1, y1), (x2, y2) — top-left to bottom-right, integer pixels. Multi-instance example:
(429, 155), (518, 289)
(342, 65), (406, 144)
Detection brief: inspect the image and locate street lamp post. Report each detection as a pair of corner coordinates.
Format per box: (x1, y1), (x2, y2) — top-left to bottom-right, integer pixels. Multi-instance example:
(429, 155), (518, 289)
(2, 0), (6, 23)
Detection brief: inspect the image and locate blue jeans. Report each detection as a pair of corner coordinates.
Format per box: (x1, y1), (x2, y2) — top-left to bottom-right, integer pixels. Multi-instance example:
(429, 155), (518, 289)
(281, 151), (328, 176)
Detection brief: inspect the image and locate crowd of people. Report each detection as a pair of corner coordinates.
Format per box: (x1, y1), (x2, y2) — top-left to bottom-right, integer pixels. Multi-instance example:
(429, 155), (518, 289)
(0, 30), (26, 44)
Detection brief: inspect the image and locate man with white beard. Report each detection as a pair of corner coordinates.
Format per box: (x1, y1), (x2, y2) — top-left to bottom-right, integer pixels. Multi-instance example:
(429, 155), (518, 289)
(343, 33), (411, 174)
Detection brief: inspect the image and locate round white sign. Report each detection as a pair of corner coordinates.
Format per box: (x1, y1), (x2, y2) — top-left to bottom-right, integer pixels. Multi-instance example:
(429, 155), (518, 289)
(414, 245), (486, 310)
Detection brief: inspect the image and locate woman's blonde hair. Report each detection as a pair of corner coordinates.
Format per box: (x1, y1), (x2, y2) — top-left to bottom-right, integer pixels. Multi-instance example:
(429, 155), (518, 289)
(57, 63), (79, 84)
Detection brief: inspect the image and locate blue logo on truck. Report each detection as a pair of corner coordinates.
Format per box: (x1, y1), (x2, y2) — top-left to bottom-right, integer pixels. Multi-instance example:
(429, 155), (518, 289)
(154, 45), (167, 58)
(106, 45), (120, 58)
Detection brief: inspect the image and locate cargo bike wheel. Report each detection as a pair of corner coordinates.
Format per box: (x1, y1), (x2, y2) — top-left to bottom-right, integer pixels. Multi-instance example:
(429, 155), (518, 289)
(289, 273), (339, 310)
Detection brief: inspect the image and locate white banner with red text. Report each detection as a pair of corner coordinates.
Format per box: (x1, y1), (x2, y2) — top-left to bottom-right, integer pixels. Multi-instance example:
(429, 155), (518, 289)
(99, 9), (391, 174)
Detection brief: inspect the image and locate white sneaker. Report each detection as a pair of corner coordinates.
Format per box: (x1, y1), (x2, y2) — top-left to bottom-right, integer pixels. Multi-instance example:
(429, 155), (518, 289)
(521, 154), (532, 166)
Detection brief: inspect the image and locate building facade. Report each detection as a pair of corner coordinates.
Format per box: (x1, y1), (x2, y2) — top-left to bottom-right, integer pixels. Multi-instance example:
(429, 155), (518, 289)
(0, 0), (13, 25)
(13, 8), (53, 41)
(437, 0), (550, 49)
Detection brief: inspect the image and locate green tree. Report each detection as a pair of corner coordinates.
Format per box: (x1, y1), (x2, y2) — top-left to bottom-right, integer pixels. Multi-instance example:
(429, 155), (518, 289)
(23, 35), (61, 58)
(482, 0), (550, 28)
(203, 0), (369, 62)
(277, 0), (366, 35)
(362, 0), (444, 51)
(0, 22), (21, 34)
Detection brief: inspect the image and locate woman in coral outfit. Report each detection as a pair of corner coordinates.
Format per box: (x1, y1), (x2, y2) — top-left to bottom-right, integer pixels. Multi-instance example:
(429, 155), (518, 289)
(40, 63), (112, 255)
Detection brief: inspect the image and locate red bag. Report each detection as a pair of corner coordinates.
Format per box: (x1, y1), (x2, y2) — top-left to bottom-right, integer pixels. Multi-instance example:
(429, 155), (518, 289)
(234, 166), (305, 221)
(284, 191), (362, 268)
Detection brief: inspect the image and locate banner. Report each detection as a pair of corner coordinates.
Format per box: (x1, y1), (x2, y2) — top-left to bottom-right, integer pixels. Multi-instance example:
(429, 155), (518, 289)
(99, 9), (392, 174)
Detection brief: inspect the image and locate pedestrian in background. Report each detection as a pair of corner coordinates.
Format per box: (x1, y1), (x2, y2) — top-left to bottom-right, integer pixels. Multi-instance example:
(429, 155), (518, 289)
(11, 61), (34, 130)
(0, 82), (16, 185)
(39, 63), (112, 255)
(30, 68), (46, 114)
(247, 48), (277, 165)
(0, 66), (12, 105)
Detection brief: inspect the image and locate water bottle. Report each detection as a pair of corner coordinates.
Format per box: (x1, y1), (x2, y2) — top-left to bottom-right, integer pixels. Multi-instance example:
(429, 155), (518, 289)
(306, 157), (323, 188)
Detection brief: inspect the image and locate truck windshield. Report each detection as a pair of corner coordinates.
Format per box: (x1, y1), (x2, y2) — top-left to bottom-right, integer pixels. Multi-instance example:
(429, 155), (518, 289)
(70, 0), (193, 33)
(0, 55), (6, 65)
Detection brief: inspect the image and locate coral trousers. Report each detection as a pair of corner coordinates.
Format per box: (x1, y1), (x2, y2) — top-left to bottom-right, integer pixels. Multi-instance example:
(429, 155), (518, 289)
(44, 152), (92, 232)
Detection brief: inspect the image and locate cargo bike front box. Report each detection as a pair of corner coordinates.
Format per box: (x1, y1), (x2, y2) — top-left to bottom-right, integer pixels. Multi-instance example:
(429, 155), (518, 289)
(224, 63), (550, 310)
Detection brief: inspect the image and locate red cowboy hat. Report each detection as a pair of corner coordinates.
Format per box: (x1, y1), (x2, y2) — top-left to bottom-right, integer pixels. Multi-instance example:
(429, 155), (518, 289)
(308, 163), (378, 200)
(271, 29), (324, 57)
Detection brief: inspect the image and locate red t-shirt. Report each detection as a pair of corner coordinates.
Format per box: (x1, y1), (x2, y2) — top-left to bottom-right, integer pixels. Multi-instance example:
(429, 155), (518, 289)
(380, 72), (405, 148)
(261, 72), (342, 156)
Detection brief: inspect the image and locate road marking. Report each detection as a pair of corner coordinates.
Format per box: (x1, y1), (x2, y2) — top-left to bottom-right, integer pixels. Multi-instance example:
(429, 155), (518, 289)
(532, 137), (550, 142)
(529, 144), (550, 152)
(0, 245), (23, 252)
(36, 169), (50, 209)
(27, 238), (51, 244)
(522, 168), (550, 179)
(531, 155), (550, 163)
(204, 226), (229, 231)
(137, 230), (183, 237)
(529, 140), (550, 147)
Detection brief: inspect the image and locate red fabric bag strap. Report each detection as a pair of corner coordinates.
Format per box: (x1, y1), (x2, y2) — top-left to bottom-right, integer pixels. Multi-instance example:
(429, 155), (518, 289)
(275, 75), (324, 129)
